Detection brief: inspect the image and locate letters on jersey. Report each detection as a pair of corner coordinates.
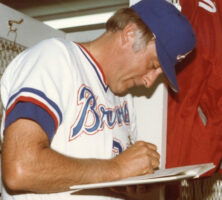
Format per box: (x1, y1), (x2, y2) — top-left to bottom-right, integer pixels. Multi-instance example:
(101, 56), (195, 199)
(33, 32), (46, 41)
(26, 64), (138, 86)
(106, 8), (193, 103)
(70, 85), (130, 141)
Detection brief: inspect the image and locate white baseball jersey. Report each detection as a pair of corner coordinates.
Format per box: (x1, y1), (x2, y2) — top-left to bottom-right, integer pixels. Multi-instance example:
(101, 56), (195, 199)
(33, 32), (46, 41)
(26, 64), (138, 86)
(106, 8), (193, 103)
(0, 38), (137, 200)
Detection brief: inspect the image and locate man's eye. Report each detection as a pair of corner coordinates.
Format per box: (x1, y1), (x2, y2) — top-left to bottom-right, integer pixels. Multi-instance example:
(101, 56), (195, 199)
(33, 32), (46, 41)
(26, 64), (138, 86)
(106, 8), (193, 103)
(153, 64), (159, 70)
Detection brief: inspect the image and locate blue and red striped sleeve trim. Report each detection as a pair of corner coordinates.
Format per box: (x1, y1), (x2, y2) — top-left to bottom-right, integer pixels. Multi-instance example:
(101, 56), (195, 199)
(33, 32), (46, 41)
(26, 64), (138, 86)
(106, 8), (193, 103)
(5, 87), (63, 140)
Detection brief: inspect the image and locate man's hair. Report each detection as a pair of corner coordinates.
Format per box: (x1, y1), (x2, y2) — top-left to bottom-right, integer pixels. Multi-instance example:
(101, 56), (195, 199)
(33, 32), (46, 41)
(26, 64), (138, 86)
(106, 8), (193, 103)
(106, 8), (154, 51)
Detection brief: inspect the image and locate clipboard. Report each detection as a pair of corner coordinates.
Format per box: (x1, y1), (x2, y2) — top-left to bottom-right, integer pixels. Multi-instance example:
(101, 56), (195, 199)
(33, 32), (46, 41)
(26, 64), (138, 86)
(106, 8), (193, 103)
(70, 163), (215, 191)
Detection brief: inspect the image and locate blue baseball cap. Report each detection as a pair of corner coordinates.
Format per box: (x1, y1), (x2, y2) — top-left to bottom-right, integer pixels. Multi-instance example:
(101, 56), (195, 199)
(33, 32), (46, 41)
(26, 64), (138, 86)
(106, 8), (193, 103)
(131, 0), (196, 92)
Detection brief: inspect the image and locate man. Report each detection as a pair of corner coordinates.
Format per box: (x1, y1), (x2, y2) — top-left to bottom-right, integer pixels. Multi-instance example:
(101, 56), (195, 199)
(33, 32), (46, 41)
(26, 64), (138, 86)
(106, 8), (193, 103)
(0, 0), (195, 199)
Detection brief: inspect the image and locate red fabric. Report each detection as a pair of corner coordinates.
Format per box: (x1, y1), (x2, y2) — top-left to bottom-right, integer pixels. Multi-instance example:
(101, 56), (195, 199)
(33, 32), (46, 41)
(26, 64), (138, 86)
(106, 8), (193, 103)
(166, 0), (222, 175)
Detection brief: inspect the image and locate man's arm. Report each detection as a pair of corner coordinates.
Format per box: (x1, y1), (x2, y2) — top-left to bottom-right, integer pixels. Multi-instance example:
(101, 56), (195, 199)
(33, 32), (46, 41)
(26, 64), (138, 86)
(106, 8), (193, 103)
(2, 119), (159, 194)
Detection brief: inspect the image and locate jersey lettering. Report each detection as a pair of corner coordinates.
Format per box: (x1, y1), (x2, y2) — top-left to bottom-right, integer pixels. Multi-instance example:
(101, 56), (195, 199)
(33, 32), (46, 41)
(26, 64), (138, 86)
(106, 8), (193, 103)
(112, 139), (123, 156)
(99, 101), (130, 128)
(70, 85), (130, 140)
(198, 0), (217, 13)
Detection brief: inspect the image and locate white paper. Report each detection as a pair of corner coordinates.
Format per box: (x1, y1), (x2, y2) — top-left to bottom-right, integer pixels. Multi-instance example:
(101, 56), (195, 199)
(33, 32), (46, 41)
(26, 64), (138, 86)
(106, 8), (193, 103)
(70, 163), (215, 191)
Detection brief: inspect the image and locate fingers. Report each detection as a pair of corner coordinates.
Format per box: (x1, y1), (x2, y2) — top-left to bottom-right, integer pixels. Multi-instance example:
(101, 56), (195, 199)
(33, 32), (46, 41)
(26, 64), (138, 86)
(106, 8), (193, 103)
(112, 141), (160, 178)
(133, 141), (160, 173)
(134, 141), (160, 163)
(125, 185), (148, 194)
(136, 184), (147, 193)
(134, 141), (157, 152)
(146, 142), (158, 151)
(110, 186), (126, 194)
(110, 184), (152, 195)
(151, 157), (160, 169)
(110, 185), (147, 195)
(126, 185), (136, 194)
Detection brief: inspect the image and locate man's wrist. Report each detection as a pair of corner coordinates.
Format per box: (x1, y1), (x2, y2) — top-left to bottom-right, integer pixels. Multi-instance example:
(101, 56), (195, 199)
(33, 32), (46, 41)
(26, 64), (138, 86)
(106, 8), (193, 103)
(109, 158), (123, 181)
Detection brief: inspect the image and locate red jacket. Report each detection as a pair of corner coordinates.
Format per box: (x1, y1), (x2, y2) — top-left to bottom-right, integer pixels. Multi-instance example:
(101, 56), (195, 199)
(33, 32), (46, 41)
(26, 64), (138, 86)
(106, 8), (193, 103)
(167, 0), (222, 174)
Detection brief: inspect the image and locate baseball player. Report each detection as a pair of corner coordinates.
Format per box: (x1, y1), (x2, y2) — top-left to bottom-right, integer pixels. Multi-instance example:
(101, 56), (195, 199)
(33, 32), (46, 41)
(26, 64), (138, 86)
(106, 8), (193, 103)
(0, 0), (195, 200)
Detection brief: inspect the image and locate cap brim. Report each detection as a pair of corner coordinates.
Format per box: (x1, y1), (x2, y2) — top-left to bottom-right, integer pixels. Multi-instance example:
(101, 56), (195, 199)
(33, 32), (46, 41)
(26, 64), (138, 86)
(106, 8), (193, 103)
(155, 39), (179, 92)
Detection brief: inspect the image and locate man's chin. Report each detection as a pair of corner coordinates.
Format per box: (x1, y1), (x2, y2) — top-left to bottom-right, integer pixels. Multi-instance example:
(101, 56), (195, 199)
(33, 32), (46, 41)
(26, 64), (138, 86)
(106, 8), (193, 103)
(110, 88), (129, 97)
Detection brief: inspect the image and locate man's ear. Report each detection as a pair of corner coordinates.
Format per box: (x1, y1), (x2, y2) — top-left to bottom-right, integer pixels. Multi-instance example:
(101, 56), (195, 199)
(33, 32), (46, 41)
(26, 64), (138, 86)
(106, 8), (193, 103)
(120, 23), (138, 46)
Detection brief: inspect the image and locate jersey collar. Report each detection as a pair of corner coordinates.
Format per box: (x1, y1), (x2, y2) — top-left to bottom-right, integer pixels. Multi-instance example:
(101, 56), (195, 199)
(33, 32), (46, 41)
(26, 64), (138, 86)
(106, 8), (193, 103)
(77, 43), (109, 92)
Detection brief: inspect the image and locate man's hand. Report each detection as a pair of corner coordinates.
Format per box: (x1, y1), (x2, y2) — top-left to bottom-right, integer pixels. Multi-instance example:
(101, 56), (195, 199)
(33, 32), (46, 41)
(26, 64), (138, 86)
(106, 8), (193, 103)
(112, 141), (160, 179)
(110, 184), (163, 200)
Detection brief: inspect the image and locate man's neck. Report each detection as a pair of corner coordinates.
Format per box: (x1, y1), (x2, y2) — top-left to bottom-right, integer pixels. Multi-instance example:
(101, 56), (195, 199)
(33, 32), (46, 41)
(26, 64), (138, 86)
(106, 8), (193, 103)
(80, 31), (122, 84)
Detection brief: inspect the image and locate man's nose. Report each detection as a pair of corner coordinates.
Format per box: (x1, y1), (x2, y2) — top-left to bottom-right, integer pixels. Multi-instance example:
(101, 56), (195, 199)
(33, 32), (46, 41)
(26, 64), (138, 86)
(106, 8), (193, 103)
(142, 68), (163, 88)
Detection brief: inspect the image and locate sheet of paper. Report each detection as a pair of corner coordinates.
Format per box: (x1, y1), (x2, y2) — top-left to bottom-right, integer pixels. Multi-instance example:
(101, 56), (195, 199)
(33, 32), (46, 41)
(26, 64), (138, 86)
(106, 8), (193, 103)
(70, 163), (215, 191)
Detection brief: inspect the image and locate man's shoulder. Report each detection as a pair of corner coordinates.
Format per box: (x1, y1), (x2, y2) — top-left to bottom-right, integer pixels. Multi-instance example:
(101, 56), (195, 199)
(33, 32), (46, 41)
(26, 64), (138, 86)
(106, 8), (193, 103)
(20, 37), (79, 63)
(31, 37), (73, 53)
